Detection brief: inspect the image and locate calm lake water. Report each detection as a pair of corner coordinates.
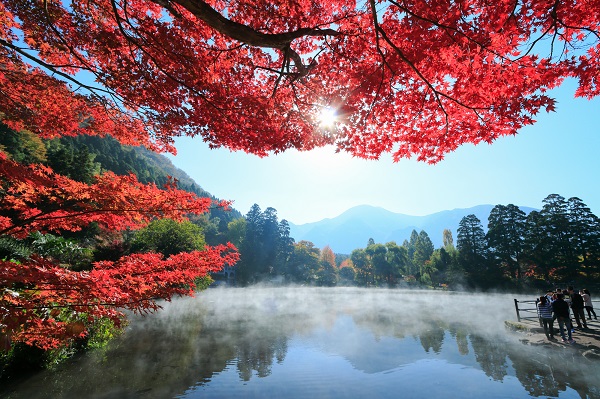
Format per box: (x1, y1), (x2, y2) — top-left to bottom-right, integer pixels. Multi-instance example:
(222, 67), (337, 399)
(2, 287), (600, 399)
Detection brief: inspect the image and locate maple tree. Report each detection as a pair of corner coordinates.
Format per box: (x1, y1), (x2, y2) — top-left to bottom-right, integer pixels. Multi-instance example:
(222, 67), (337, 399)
(1, 0), (599, 162)
(0, 152), (239, 349)
(320, 245), (336, 269)
(1, 0), (599, 351)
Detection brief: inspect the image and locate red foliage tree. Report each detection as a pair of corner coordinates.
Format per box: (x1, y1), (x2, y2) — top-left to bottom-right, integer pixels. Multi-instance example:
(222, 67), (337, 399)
(1, 0), (599, 349)
(1, 0), (598, 162)
(0, 153), (239, 349)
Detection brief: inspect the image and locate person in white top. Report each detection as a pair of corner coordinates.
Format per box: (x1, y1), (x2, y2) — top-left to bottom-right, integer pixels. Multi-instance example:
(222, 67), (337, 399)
(582, 289), (597, 320)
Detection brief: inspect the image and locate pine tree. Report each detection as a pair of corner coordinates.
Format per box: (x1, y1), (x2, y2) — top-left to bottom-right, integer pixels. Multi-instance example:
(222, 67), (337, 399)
(486, 204), (527, 281)
(457, 214), (489, 287)
(567, 197), (600, 276)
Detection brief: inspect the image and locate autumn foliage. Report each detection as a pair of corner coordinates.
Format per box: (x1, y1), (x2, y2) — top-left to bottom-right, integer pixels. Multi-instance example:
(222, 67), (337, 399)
(1, 0), (599, 162)
(0, 153), (224, 237)
(1, 0), (600, 350)
(1, 249), (237, 349)
(0, 151), (238, 350)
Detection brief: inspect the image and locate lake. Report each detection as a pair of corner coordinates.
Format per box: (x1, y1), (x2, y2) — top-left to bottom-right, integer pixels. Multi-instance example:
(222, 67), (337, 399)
(2, 287), (599, 399)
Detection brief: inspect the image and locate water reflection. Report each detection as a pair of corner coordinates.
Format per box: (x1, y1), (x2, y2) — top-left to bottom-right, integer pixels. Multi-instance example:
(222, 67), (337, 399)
(2, 287), (599, 399)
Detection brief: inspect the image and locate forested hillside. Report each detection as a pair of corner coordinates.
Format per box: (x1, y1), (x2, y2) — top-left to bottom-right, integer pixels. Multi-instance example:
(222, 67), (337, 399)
(0, 125), (241, 240)
(64, 135), (241, 232)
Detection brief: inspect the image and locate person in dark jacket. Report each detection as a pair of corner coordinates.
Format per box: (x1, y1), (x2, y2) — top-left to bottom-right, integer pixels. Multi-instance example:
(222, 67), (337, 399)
(569, 286), (588, 329)
(552, 293), (575, 343)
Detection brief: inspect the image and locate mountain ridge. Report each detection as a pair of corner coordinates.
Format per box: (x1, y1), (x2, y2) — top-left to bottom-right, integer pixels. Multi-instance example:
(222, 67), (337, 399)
(288, 204), (537, 254)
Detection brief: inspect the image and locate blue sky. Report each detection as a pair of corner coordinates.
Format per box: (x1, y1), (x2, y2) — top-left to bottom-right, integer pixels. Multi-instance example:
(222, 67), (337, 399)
(166, 79), (600, 225)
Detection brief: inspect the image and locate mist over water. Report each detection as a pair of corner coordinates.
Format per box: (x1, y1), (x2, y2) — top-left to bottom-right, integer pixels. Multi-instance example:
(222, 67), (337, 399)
(2, 287), (600, 399)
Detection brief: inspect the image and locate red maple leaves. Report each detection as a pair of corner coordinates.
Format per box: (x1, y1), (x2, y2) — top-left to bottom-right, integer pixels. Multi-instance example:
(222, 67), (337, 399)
(1, 246), (238, 349)
(0, 153), (225, 237)
(0, 152), (239, 349)
(3, 0), (598, 162)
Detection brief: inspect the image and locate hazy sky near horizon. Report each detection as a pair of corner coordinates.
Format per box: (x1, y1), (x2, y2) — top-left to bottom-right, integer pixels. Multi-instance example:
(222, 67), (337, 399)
(166, 79), (600, 225)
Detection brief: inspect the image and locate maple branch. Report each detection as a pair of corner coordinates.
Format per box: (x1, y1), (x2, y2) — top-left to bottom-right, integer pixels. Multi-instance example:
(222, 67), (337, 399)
(156, 0), (341, 76)
(547, 0), (600, 50)
(0, 202), (227, 236)
(362, 1), (395, 128)
(368, 0), (450, 132)
(387, 0), (501, 58)
(165, 0), (340, 47)
(0, 32), (151, 135)
(368, 2), (497, 140)
(110, 0), (230, 115)
(40, 0), (114, 93)
(0, 38), (112, 100)
(517, 0), (564, 60)
(7, 298), (160, 311)
(512, 0), (598, 61)
(518, 21), (557, 60)
(32, 0), (161, 130)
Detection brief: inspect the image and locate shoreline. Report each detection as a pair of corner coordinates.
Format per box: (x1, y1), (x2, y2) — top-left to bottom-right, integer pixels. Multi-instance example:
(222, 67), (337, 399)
(505, 317), (600, 360)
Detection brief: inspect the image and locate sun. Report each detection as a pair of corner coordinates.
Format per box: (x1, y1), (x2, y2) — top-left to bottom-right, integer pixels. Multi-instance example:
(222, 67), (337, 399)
(317, 107), (338, 128)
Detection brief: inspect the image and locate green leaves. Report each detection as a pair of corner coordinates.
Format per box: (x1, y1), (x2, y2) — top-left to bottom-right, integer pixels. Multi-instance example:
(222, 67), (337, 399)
(130, 218), (206, 258)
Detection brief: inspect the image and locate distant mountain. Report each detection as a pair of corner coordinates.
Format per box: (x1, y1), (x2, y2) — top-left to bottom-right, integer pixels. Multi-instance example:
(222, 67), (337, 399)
(288, 204), (537, 254)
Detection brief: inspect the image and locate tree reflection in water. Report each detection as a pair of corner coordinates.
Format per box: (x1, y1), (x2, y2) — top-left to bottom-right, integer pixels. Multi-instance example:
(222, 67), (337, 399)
(2, 287), (599, 399)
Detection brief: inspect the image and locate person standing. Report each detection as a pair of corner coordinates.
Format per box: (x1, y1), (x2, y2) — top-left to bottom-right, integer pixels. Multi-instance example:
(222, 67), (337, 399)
(562, 289), (575, 332)
(569, 286), (588, 329)
(582, 289), (597, 320)
(537, 296), (555, 339)
(552, 293), (575, 344)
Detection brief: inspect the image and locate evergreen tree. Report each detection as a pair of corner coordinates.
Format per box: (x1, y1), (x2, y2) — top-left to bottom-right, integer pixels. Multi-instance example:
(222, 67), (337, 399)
(428, 247), (453, 286)
(0, 124), (47, 164)
(413, 230), (434, 281)
(237, 204), (263, 284)
(70, 145), (99, 184)
(385, 241), (408, 285)
(486, 204), (527, 281)
(45, 138), (100, 183)
(567, 197), (600, 276)
(276, 220), (295, 276)
(457, 214), (489, 287)
(365, 242), (388, 286)
(540, 194), (576, 280)
(260, 207), (280, 276)
(444, 246), (465, 289)
(403, 230), (420, 276)
(351, 248), (370, 287)
(191, 214), (221, 246)
(523, 210), (554, 282)
(226, 218), (246, 249)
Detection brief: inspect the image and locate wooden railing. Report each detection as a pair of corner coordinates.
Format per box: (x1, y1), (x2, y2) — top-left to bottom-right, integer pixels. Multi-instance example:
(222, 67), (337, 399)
(514, 298), (600, 322)
(513, 298), (540, 322)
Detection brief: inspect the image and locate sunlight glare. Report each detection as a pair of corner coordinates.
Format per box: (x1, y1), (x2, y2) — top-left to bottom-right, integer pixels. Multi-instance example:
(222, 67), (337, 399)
(318, 107), (337, 128)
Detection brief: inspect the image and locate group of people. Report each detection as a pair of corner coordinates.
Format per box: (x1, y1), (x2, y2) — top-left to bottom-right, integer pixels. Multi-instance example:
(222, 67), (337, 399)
(536, 286), (597, 344)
